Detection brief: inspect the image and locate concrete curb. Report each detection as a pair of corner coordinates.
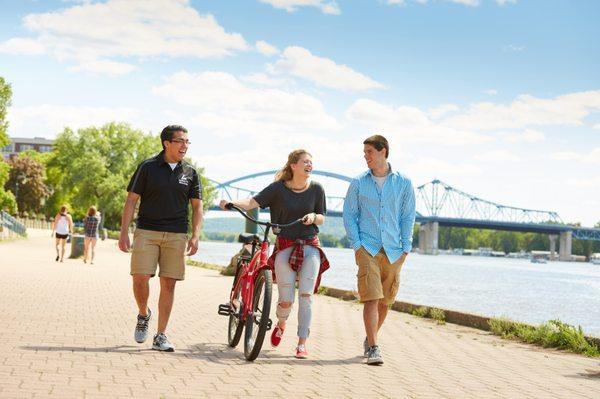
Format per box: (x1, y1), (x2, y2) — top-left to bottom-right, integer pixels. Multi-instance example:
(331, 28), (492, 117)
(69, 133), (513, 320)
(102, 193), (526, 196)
(318, 285), (600, 348)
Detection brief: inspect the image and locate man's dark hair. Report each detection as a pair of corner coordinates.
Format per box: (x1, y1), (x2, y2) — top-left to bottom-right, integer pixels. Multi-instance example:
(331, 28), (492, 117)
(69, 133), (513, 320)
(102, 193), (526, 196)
(363, 134), (389, 158)
(160, 125), (188, 149)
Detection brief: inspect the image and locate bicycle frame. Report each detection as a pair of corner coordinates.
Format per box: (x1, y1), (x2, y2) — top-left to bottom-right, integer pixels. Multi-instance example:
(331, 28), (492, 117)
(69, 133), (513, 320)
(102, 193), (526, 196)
(225, 204), (303, 322)
(230, 239), (271, 320)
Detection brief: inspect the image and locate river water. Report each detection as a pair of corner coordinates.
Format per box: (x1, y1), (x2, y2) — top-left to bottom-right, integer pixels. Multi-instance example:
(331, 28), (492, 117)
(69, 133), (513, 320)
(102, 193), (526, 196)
(193, 241), (600, 337)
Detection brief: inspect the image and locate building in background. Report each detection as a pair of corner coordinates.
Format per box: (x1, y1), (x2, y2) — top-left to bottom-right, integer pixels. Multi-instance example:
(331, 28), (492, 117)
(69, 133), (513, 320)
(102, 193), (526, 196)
(1, 137), (54, 159)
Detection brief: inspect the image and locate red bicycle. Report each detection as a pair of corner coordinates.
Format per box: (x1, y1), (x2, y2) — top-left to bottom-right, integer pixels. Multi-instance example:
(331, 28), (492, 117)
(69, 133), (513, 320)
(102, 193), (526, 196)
(217, 203), (304, 361)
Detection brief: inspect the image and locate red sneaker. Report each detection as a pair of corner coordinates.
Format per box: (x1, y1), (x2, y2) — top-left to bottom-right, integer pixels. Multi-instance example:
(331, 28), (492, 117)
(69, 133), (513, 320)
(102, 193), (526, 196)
(271, 325), (284, 347)
(295, 344), (308, 359)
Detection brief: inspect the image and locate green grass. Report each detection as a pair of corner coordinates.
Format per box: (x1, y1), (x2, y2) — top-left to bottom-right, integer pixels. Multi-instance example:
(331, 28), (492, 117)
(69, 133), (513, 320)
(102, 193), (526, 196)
(489, 317), (600, 357)
(411, 306), (446, 325)
(412, 306), (429, 318)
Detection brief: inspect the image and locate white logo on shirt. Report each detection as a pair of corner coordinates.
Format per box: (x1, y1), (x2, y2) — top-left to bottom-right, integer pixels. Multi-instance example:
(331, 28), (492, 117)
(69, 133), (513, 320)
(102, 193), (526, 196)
(178, 175), (189, 186)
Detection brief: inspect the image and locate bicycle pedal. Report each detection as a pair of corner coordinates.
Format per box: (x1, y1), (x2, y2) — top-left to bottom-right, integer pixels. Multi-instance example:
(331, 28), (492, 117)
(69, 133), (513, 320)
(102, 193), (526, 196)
(217, 303), (231, 316)
(266, 318), (273, 330)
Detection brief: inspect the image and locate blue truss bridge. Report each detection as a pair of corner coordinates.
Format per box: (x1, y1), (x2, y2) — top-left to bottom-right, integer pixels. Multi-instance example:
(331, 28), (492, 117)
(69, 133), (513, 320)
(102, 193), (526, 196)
(208, 171), (600, 261)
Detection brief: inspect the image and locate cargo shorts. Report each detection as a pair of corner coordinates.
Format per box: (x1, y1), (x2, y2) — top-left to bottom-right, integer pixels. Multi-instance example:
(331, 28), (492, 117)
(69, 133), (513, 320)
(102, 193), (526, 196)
(355, 247), (404, 305)
(130, 228), (188, 280)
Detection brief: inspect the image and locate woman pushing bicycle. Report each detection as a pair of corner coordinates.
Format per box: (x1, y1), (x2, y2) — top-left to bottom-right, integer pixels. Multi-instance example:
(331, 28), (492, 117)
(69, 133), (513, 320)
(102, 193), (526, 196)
(219, 149), (329, 359)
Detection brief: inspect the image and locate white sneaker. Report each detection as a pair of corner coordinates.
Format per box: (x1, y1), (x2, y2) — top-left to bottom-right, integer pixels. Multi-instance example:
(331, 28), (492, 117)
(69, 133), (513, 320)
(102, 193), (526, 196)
(152, 333), (175, 352)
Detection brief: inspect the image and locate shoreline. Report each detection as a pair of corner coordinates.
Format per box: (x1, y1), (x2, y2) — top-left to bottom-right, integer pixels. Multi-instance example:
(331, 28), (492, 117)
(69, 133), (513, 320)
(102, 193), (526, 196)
(186, 259), (600, 350)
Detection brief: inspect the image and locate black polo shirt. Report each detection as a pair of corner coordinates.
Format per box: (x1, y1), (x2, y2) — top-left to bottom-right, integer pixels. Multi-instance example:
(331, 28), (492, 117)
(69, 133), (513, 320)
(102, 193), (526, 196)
(127, 151), (202, 233)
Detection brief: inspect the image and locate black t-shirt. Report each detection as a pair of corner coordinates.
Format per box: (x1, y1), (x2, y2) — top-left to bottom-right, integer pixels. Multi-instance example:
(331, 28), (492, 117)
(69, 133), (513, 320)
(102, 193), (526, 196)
(253, 180), (326, 240)
(127, 151), (202, 233)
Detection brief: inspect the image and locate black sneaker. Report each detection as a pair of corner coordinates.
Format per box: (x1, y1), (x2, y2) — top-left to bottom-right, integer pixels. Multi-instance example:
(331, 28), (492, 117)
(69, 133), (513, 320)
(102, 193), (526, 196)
(134, 308), (152, 343)
(367, 345), (384, 366)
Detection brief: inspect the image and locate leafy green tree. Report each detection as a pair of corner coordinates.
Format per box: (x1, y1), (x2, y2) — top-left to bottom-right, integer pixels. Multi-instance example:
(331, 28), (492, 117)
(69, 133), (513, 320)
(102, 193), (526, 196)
(0, 160), (16, 213)
(45, 122), (215, 229)
(0, 77), (16, 213)
(0, 77), (11, 148)
(45, 123), (161, 228)
(5, 155), (50, 214)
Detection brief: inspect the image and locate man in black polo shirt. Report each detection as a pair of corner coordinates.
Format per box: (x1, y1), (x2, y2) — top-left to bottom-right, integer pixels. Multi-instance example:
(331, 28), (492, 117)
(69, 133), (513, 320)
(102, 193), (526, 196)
(118, 125), (202, 352)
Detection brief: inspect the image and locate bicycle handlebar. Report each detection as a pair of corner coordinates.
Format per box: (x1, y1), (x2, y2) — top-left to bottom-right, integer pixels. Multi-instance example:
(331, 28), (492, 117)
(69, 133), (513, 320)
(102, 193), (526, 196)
(225, 203), (304, 229)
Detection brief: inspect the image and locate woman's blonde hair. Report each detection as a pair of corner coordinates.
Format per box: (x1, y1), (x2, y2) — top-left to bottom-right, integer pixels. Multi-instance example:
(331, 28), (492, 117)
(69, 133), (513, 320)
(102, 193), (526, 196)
(275, 149), (312, 182)
(88, 206), (97, 217)
(59, 205), (67, 215)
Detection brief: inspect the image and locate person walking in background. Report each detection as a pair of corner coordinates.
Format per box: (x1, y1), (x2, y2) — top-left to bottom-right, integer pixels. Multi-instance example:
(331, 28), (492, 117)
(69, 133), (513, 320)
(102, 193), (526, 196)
(343, 135), (416, 366)
(83, 206), (101, 264)
(219, 149), (329, 359)
(118, 125), (203, 353)
(51, 205), (73, 263)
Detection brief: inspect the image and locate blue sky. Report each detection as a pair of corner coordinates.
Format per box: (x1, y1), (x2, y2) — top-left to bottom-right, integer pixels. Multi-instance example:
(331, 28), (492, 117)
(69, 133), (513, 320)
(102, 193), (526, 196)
(1, 0), (599, 225)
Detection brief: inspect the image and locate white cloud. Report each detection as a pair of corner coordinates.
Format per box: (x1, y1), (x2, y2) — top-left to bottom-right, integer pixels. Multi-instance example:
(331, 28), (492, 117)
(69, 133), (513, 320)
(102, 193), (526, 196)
(484, 89), (498, 96)
(346, 98), (491, 145)
(444, 90), (600, 131)
(255, 40), (279, 56)
(567, 176), (600, 188)
(0, 38), (46, 55)
(474, 150), (520, 162)
(66, 59), (137, 75)
(496, 0), (517, 5)
(259, 0), (340, 14)
(388, 0), (480, 6)
(551, 148), (600, 165)
(503, 44), (525, 52)
(428, 103), (459, 119)
(499, 129), (545, 143)
(151, 70), (340, 137)
(406, 157), (482, 177)
(0, 0), (249, 74)
(7, 104), (143, 137)
(241, 73), (290, 87)
(271, 46), (385, 91)
(449, 0), (479, 6)
(593, 123), (600, 130)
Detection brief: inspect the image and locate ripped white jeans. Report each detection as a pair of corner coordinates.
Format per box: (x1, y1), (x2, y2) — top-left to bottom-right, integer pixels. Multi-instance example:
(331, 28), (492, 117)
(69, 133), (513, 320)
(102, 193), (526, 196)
(274, 245), (320, 339)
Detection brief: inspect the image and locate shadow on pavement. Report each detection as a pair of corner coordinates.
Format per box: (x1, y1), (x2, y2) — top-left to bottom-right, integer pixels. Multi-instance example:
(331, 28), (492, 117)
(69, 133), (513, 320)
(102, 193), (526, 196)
(21, 345), (153, 354)
(186, 342), (365, 365)
(21, 342), (366, 366)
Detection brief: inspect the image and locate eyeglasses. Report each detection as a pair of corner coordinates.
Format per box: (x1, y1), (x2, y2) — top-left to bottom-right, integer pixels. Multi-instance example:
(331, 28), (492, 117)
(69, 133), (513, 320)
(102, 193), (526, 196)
(169, 138), (191, 145)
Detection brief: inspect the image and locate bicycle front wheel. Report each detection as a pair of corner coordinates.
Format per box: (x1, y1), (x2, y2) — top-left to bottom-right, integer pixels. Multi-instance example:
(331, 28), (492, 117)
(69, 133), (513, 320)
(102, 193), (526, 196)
(243, 268), (272, 361)
(227, 263), (245, 347)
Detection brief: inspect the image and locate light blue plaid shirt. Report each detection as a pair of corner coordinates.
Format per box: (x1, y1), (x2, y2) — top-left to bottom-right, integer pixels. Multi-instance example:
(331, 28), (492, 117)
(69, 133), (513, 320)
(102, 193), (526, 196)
(343, 165), (416, 263)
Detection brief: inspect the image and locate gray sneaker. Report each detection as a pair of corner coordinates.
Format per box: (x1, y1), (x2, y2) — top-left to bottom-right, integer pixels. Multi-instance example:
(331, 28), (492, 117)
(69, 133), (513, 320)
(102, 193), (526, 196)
(152, 333), (175, 352)
(134, 308), (152, 343)
(363, 337), (369, 358)
(367, 345), (384, 366)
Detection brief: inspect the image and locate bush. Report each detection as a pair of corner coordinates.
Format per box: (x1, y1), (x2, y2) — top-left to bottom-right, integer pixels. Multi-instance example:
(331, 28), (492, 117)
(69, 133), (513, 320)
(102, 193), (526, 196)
(429, 308), (446, 325)
(412, 306), (429, 318)
(488, 317), (600, 357)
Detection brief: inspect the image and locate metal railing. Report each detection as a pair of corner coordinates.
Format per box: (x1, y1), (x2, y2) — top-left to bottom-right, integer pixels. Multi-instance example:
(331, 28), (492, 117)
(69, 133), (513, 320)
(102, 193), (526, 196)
(0, 211), (27, 238)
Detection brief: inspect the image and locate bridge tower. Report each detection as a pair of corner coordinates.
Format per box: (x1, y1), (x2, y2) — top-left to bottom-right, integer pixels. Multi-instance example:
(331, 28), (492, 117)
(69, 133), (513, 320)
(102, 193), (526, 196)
(418, 222), (439, 255)
(559, 231), (572, 262)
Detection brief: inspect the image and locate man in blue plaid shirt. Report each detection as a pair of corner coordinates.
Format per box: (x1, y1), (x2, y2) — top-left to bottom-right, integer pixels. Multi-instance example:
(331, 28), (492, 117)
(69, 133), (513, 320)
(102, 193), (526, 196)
(343, 135), (416, 366)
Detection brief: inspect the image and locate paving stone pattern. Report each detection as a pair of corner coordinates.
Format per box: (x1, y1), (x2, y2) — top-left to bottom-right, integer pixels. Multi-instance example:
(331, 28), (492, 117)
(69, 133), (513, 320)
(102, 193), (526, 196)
(1, 231), (599, 398)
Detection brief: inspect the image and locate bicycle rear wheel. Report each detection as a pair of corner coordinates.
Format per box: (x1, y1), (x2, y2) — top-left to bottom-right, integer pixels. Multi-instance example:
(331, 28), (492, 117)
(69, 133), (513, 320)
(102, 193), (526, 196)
(243, 268), (272, 361)
(227, 263), (245, 347)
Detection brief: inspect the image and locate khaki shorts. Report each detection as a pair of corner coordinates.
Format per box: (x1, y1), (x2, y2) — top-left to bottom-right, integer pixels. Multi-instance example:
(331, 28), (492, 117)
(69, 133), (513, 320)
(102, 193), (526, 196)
(130, 228), (188, 280)
(355, 247), (404, 305)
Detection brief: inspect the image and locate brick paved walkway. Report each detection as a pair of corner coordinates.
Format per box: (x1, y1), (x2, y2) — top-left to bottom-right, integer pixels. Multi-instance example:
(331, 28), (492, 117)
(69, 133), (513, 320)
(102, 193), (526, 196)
(1, 231), (599, 398)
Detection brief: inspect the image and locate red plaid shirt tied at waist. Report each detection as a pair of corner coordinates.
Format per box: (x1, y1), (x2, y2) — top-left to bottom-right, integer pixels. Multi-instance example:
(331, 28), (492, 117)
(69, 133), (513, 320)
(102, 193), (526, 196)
(267, 236), (330, 294)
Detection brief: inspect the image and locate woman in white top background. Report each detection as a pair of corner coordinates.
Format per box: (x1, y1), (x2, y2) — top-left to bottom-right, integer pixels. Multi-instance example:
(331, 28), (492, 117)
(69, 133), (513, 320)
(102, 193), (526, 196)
(51, 205), (73, 262)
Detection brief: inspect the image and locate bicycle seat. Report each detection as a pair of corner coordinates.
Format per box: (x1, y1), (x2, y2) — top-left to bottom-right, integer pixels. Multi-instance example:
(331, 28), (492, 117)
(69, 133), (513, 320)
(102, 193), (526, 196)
(238, 233), (260, 244)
